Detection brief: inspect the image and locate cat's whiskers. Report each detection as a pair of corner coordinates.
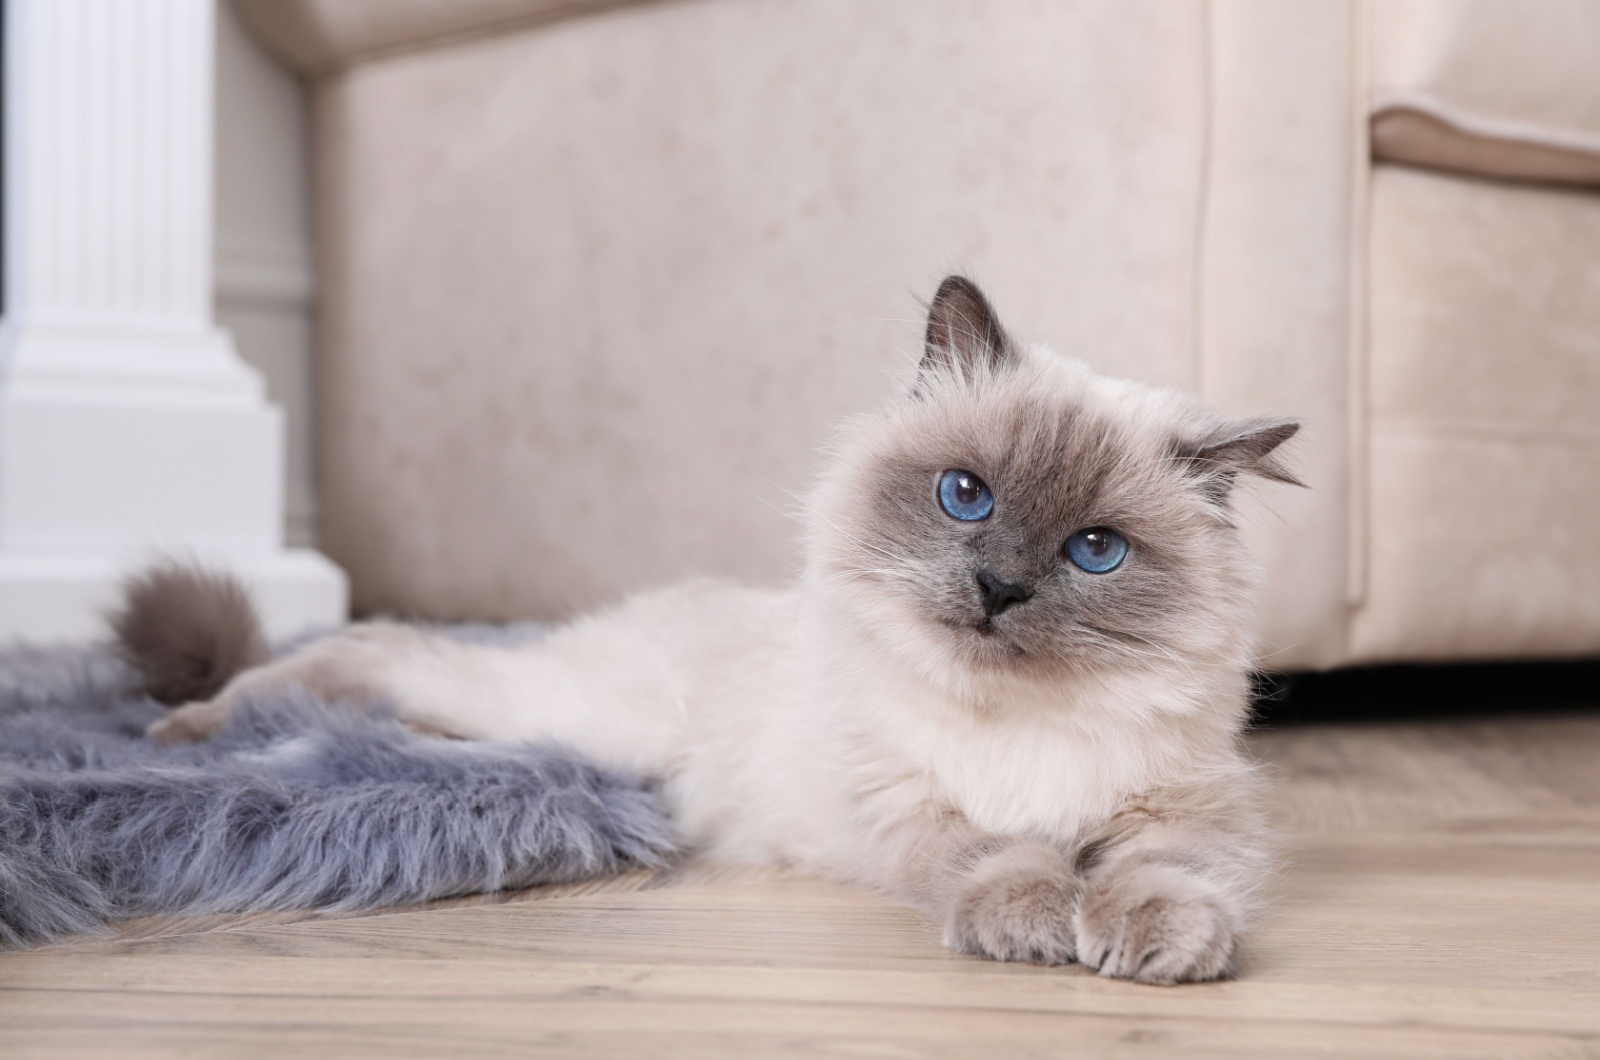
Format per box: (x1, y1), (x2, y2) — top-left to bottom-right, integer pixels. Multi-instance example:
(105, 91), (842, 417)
(781, 490), (907, 569)
(1065, 625), (1209, 694)
(828, 567), (918, 584)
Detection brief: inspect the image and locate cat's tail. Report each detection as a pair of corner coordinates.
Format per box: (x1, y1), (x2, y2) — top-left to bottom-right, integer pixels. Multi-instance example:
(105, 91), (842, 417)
(109, 563), (270, 705)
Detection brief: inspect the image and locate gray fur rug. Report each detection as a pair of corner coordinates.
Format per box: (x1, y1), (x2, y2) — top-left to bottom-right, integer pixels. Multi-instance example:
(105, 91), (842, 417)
(0, 637), (676, 946)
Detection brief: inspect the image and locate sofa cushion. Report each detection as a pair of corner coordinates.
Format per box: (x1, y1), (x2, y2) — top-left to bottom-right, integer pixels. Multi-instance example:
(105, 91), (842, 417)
(313, 0), (1212, 623)
(1370, 0), (1600, 184)
(1354, 164), (1600, 662)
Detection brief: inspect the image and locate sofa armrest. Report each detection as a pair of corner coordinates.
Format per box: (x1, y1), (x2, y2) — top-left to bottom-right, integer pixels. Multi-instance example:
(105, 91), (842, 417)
(1370, 0), (1600, 185)
(234, 0), (661, 74)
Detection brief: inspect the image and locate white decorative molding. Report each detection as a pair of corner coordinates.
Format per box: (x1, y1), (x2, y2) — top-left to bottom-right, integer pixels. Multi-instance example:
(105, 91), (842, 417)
(0, 0), (346, 642)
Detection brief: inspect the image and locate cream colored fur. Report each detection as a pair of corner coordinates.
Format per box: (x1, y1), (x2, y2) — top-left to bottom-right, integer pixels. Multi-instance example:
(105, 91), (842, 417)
(152, 280), (1291, 983)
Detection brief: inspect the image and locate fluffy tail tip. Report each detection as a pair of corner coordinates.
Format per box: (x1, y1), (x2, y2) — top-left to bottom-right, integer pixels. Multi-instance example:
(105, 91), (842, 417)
(109, 562), (269, 706)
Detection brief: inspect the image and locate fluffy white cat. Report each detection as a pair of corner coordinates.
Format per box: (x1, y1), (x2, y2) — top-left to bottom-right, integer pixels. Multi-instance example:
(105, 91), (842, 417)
(139, 276), (1299, 983)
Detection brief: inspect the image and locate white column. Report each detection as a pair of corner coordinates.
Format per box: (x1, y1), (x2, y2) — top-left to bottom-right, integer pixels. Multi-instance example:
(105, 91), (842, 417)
(0, 0), (345, 642)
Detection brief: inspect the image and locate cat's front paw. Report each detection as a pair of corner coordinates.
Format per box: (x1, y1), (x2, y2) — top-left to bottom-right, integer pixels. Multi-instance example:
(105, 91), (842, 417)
(944, 844), (1078, 965)
(1075, 863), (1238, 984)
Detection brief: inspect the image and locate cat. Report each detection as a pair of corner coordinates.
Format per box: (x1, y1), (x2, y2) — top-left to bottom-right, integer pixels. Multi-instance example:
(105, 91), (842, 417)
(131, 275), (1300, 984)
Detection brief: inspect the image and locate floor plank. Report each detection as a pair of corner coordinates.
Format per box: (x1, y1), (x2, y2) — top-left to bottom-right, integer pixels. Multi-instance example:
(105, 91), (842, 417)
(3, 714), (1599, 1058)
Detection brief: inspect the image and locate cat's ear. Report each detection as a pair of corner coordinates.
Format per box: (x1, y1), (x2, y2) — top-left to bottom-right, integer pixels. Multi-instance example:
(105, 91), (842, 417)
(1176, 418), (1304, 502)
(917, 275), (1015, 386)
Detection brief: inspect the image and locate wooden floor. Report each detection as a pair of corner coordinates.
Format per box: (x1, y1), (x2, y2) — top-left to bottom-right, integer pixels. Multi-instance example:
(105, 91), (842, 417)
(3, 714), (1599, 1059)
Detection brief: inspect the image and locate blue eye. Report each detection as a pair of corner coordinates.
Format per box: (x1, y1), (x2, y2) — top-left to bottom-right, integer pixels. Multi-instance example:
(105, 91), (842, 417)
(937, 469), (994, 521)
(1064, 528), (1128, 573)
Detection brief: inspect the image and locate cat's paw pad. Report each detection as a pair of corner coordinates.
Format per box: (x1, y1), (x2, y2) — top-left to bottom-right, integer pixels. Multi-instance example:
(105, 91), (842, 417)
(944, 846), (1078, 965)
(1074, 865), (1237, 984)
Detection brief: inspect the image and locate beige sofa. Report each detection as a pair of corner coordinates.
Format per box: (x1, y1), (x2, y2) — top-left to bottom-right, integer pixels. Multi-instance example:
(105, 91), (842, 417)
(238, 0), (1600, 671)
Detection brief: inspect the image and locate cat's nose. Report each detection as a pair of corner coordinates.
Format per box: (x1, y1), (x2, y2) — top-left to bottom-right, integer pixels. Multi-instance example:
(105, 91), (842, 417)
(975, 569), (1032, 617)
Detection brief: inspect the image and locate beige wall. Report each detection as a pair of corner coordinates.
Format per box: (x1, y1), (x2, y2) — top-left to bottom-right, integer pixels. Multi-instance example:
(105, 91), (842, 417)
(215, 1), (319, 548)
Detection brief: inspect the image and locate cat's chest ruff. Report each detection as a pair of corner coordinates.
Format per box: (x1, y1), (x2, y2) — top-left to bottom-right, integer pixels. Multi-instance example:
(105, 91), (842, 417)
(865, 687), (1163, 841)
(920, 714), (1125, 839)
